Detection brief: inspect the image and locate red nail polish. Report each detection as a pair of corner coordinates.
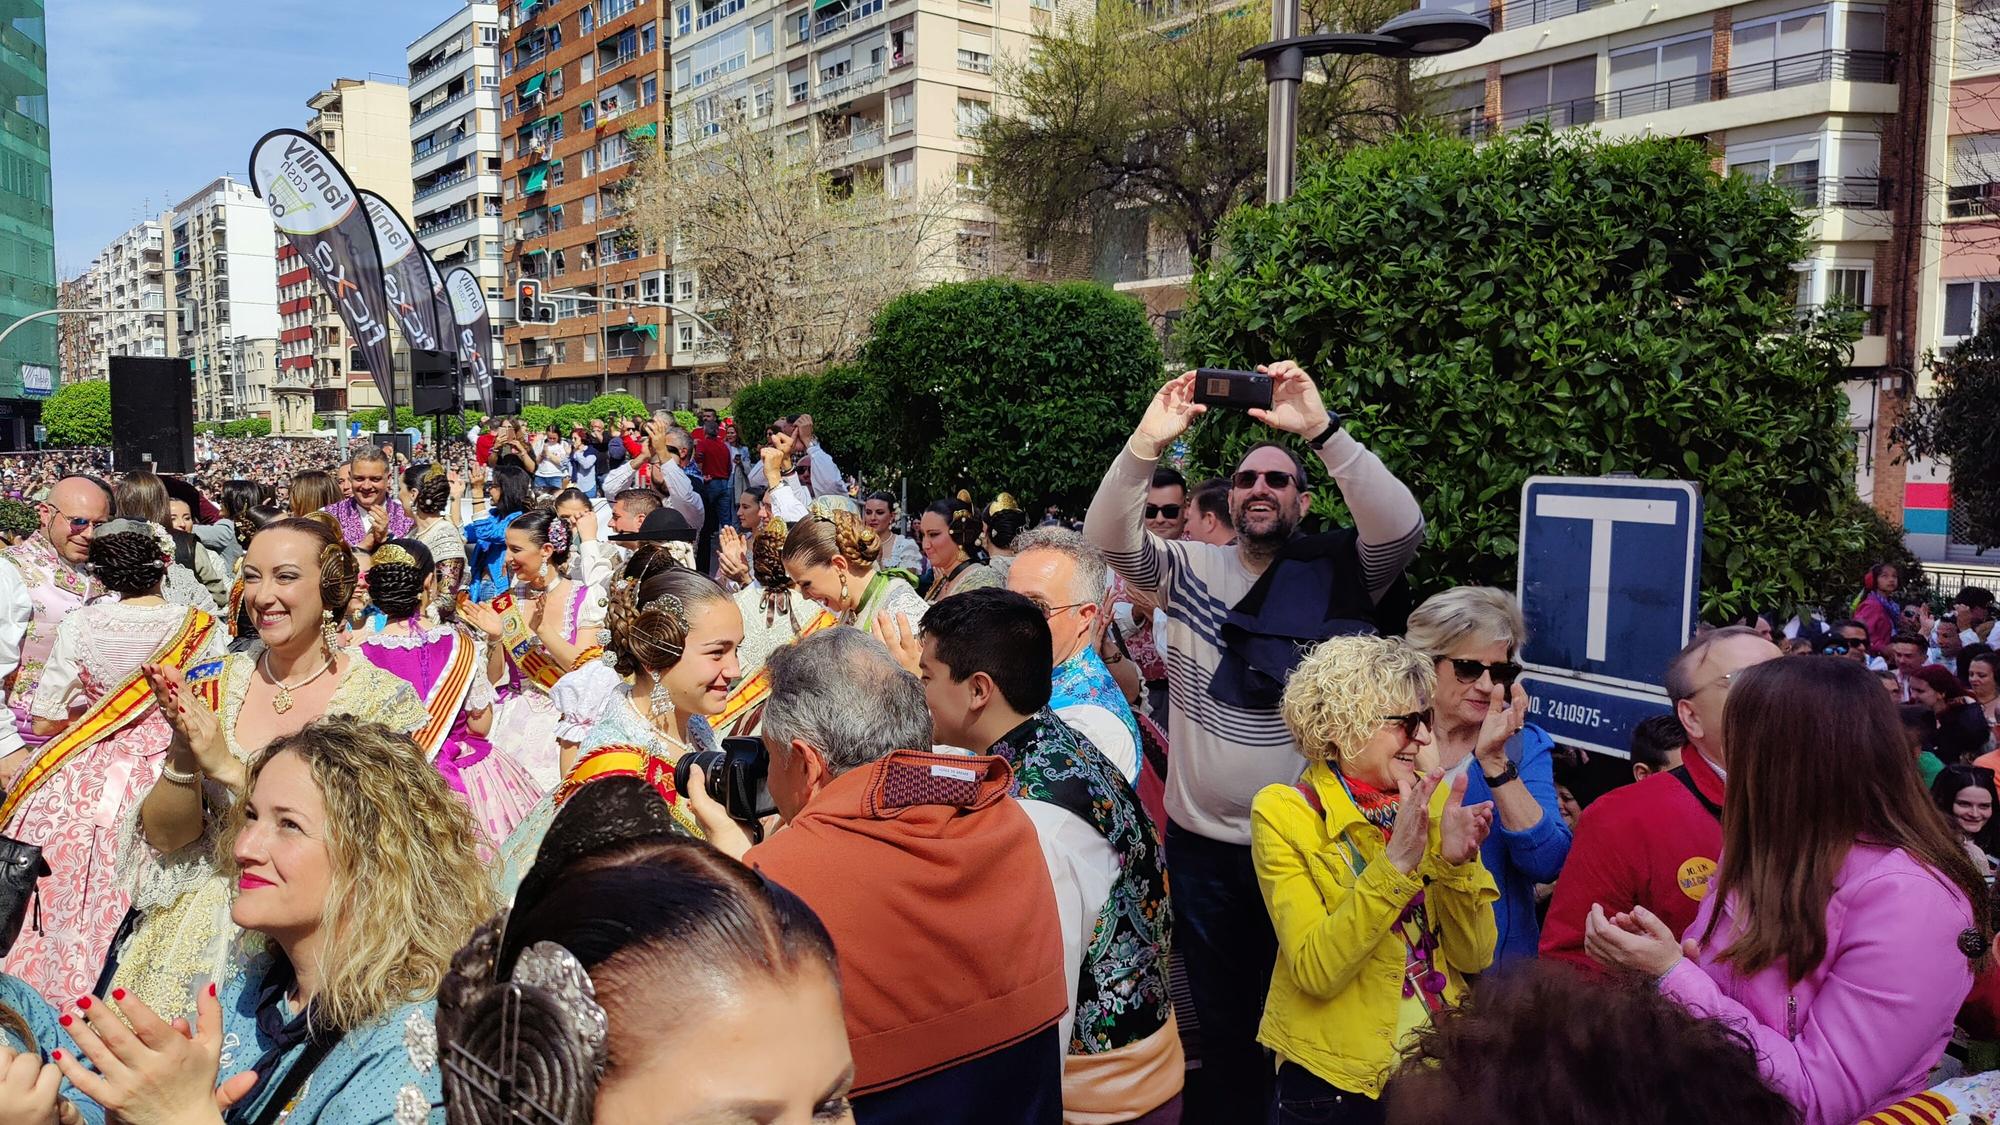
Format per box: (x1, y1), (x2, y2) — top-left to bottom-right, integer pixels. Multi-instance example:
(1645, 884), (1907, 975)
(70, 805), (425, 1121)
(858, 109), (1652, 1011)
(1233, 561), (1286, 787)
(56, 1016), (69, 1028)
(111, 989), (124, 1002)
(208, 982), (217, 997)
(75, 997), (90, 1010)
(49, 1050), (59, 1061)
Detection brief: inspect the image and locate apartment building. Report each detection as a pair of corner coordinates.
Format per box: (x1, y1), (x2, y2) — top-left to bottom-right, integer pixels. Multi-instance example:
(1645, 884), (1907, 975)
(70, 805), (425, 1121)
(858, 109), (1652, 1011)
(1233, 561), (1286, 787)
(73, 219), (172, 382)
(278, 77), (416, 421)
(1413, 0), (1992, 554)
(410, 3), (509, 392)
(0, 4), (54, 448)
(165, 177), (281, 425)
(500, 0), (680, 407)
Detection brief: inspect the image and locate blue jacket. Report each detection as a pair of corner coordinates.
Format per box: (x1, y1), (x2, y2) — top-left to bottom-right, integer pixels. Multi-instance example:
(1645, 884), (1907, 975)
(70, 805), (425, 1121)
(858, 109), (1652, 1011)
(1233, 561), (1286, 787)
(1458, 723), (1571, 965)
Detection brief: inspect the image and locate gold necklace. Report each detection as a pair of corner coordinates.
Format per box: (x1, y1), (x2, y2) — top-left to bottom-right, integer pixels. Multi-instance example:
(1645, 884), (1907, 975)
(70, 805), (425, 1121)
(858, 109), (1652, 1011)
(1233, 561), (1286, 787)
(261, 650), (335, 714)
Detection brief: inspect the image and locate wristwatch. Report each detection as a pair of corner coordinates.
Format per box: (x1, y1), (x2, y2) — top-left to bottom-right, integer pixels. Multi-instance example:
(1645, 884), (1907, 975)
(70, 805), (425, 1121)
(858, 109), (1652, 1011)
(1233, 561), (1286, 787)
(1306, 412), (1343, 450)
(1482, 760), (1520, 788)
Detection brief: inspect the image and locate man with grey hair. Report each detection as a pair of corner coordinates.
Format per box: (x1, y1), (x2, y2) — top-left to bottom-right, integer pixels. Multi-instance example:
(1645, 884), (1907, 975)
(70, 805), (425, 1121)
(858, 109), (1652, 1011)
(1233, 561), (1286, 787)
(1540, 624), (1779, 969)
(1007, 527), (1141, 783)
(688, 629), (1069, 1121)
(596, 413), (703, 530)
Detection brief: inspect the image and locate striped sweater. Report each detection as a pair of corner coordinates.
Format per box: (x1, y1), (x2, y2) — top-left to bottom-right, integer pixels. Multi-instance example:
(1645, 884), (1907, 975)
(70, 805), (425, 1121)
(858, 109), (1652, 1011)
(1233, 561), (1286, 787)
(1084, 434), (1423, 844)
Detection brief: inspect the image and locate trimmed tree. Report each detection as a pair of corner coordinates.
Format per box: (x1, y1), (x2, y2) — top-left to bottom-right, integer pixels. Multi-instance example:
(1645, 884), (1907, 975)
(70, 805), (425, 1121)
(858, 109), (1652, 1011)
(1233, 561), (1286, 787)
(585, 393), (648, 423)
(861, 279), (1161, 507)
(1174, 128), (1872, 622)
(728, 375), (820, 447)
(42, 379), (110, 447)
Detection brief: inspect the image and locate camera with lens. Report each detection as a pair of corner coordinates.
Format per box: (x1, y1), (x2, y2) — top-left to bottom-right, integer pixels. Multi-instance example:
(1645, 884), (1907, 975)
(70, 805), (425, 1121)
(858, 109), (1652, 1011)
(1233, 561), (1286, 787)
(674, 736), (777, 839)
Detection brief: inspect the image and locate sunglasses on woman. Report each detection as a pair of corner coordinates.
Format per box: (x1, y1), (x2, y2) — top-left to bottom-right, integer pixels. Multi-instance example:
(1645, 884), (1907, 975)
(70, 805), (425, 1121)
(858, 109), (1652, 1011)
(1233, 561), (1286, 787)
(1381, 708), (1434, 740)
(1446, 658), (1523, 686)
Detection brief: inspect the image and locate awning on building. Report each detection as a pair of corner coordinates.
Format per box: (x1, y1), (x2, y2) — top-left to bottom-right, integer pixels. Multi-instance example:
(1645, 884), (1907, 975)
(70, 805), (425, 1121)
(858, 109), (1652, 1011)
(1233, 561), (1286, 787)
(519, 72), (549, 97)
(521, 247), (548, 257)
(522, 164), (549, 193)
(812, 0), (844, 12)
(431, 239), (471, 260)
(625, 122), (658, 141)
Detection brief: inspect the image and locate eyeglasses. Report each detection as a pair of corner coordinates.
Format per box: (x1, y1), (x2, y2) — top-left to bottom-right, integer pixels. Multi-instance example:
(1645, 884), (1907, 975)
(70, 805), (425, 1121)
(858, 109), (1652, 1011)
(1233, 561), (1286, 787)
(1144, 504), (1182, 520)
(1818, 644), (1852, 656)
(42, 505), (103, 534)
(1231, 470), (1298, 492)
(1446, 658), (1522, 687)
(1381, 708), (1434, 741)
(1030, 599), (1090, 618)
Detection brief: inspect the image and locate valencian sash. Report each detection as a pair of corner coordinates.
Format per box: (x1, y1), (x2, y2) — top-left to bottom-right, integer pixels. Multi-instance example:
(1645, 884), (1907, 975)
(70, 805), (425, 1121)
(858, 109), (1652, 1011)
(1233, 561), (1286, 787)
(488, 593), (602, 691)
(712, 608), (839, 737)
(0, 609), (218, 829)
(409, 630), (481, 763)
(551, 743), (700, 838)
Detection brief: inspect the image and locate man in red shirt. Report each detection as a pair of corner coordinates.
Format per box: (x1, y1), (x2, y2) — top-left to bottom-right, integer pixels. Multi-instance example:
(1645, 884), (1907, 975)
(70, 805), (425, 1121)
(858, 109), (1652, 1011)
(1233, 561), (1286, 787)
(1541, 625), (1779, 969)
(692, 408), (735, 573)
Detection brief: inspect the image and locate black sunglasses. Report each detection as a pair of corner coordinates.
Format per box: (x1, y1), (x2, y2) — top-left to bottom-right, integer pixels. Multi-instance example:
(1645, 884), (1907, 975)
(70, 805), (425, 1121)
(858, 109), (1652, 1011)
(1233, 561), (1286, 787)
(1381, 708), (1434, 740)
(1231, 470), (1298, 491)
(1447, 658), (1522, 687)
(1144, 503), (1182, 519)
(1819, 643), (1852, 656)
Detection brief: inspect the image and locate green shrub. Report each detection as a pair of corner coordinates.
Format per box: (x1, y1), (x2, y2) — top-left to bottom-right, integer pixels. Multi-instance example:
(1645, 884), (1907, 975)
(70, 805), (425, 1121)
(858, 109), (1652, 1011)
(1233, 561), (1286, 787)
(42, 379), (111, 447)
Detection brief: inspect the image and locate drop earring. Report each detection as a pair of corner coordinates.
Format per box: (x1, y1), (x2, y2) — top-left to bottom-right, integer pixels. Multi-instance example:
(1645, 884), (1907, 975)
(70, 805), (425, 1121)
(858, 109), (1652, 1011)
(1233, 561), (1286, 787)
(649, 674), (671, 726)
(839, 574), (849, 604)
(320, 609), (340, 657)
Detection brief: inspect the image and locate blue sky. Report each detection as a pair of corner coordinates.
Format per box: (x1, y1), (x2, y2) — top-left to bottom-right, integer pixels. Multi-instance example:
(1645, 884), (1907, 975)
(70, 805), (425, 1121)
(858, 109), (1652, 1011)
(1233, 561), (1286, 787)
(49, 0), (447, 277)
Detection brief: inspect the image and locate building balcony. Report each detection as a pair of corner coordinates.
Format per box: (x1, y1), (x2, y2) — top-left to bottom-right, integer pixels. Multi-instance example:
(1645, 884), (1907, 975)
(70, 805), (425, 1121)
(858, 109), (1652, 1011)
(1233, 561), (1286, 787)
(1489, 50), (1897, 136)
(414, 167), (473, 202)
(1484, 0), (1615, 33)
(413, 87), (474, 126)
(696, 0), (747, 32)
(1766, 176), (1889, 211)
(825, 124), (883, 160)
(817, 62), (883, 103)
(813, 0), (884, 40)
(411, 43), (468, 86)
(1115, 247), (1193, 284)
(417, 212), (478, 239)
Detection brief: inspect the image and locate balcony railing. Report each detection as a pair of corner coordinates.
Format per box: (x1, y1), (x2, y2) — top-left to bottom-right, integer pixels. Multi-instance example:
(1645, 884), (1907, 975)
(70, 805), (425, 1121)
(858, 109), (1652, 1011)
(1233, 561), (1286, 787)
(414, 168), (472, 202)
(1116, 247), (1193, 283)
(814, 0), (883, 38)
(416, 213), (475, 239)
(1494, 51), (1897, 135)
(412, 88), (472, 126)
(411, 43), (468, 85)
(826, 125), (884, 159)
(599, 0), (639, 21)
(1763, 176), (1889, 210)
(816, 61), (882, 101)
(1481, 0), (1613, 32)
(1949, 192), (1998, 220)
(599, 47), (639, 74)
(697, 0), (746, 30)
(1797, 302), (1886, 335)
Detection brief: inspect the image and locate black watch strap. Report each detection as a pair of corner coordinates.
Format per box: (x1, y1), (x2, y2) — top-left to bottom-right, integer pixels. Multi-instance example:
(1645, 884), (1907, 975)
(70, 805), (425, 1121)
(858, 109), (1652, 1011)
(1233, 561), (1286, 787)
(1482, 760), (1520, 788)
(1306, 413), (1343, 449)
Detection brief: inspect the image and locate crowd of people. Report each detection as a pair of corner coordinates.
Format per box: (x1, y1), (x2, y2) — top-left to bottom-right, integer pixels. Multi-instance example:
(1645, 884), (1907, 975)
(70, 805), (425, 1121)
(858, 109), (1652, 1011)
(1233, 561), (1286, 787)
(0, 366), (1983, 1123)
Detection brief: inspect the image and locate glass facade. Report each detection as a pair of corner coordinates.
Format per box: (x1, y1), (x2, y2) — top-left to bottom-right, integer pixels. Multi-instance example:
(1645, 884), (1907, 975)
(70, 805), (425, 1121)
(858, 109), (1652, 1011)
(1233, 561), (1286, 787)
(0, 1), (54, 437)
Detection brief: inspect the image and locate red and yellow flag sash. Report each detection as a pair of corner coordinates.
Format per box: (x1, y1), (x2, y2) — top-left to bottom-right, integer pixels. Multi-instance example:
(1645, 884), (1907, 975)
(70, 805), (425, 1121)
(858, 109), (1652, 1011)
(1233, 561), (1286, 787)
(488, 593), (600, 691)
(409, 630), (480, 763)
(0, 609), (217, 829)
(712, 609), (839, 737)
(550, 742), (702, 838)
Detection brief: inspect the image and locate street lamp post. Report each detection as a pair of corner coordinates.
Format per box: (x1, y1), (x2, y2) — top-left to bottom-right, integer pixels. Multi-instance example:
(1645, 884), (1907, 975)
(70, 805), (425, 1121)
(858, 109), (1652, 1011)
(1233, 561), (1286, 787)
(1241, 9), (1491, 204)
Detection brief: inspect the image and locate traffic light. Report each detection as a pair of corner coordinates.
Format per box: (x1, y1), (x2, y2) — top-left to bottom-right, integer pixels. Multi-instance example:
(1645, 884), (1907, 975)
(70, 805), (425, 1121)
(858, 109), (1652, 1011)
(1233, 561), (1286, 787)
(515, 279), (558, 325)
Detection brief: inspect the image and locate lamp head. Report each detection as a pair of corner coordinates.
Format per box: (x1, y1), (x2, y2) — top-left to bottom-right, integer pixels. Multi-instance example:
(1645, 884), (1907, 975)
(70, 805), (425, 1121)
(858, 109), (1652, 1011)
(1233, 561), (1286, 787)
(1374, 9), (1489, 54)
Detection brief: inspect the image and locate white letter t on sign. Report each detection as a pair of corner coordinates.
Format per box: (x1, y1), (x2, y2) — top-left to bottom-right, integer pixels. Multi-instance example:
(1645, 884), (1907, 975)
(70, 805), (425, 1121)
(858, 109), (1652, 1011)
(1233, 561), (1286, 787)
(1532, 495), (1677, 662)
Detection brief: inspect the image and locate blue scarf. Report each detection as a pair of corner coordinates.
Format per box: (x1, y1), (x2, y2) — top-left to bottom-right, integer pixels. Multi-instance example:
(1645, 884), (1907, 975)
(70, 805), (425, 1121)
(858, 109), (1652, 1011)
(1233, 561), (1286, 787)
(1050, 647), (1140, 765)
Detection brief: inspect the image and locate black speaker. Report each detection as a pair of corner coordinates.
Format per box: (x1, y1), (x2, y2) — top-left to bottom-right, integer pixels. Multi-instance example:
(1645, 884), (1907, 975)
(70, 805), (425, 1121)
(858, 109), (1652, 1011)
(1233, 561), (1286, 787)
(109, 356), (194, 474)
(411, 349), (458, 415)
(488, 376), (521, 416)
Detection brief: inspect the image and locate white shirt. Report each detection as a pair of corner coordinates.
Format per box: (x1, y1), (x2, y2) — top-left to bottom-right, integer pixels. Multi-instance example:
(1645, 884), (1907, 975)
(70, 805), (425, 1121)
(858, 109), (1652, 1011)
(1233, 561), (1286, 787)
(1019, 800), (1119, 1054)
(1055, 703), (1139, 785)
(599, 457), (704, 529)
(0, 558), (37, 756)
(746, 440), (845, 498)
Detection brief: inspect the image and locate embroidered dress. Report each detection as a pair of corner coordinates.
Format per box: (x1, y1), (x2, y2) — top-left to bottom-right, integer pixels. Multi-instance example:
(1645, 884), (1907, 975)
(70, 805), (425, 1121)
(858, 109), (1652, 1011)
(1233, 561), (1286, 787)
(216, 945), (443, 1124)
(847, 570), (928, 631)
(988, 709), (1172, 1056)
(486, 583), (592, 791)
(0, 533), (99, 750)
(355, 624), (539, 854)
(412, 517), (467, 608)
(110, 652), (427, 1024)
(495, 694), (715, 901)
(1, 603), (223, 1008)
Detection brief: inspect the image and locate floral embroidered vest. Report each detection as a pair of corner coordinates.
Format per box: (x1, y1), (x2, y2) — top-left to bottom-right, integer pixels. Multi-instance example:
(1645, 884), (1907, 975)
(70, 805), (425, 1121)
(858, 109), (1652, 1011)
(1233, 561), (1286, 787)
(1, 535), (97, 741)
(988, 708), (1172, 1055)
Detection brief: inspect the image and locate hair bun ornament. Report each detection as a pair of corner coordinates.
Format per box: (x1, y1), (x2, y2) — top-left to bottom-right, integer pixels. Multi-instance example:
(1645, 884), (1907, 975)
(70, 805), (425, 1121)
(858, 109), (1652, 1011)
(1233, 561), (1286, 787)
(987, 492), (1020, 516)
(1961, 927), (1991, 960)
(372, 543), (419, 569)
(546, 515), (571, 554)
(440, 917), (605, 1125)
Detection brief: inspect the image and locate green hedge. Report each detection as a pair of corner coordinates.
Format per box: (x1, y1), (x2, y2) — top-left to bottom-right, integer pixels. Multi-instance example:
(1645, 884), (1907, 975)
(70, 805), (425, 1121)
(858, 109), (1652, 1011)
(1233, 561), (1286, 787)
(42, 379), (110, 447)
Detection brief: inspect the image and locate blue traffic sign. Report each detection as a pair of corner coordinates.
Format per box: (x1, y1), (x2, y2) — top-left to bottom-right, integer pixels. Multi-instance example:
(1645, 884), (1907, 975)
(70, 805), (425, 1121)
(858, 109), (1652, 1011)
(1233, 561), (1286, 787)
(1518, 672), (1675, 759)
(1516, 477), (1703, 693)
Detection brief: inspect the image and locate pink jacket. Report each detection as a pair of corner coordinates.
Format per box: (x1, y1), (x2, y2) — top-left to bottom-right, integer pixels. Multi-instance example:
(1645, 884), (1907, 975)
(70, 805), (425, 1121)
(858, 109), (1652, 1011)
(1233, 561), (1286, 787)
(1659, 843), (1975, 1125)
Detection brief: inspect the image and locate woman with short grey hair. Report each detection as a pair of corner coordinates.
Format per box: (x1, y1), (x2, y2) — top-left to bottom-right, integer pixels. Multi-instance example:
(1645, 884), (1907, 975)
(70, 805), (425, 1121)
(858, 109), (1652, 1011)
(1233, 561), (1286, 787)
(1404, 586), (1571, 964)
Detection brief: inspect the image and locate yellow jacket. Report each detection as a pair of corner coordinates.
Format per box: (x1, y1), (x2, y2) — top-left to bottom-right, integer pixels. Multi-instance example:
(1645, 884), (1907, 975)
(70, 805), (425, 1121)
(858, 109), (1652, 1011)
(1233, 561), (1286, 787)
(1251, 761), (1499, 1097)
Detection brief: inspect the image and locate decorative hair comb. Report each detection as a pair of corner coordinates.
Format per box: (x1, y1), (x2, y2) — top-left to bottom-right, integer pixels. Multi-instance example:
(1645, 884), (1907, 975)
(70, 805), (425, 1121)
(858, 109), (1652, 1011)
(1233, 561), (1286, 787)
(545, 515), (571, 554)
(640, 592), (688, 631)
(372, 543), (419, 569)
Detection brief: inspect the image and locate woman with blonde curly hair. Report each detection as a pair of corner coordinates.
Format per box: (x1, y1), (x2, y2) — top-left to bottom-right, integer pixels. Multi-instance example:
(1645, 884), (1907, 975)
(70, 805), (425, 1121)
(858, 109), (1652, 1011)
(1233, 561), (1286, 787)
(1253, 633), (1499, 1124)
(497, 545), (743, 894)
(56, 717), (494, 1125)
(782, 509), (927, 630)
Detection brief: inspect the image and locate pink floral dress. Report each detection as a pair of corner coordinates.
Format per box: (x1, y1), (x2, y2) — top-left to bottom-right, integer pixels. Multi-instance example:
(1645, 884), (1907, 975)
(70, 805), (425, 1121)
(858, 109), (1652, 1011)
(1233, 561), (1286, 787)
(1, 602), (224, 1008)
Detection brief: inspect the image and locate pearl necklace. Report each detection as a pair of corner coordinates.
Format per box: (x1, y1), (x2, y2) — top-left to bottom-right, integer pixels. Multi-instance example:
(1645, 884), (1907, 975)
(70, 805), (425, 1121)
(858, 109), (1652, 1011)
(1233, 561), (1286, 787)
(261, 650), (336, 714)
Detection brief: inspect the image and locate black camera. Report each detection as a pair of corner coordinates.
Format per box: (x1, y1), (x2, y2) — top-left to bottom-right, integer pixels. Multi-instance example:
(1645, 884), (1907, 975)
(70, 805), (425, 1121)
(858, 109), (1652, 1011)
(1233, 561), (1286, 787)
(674, 736), (777, 836)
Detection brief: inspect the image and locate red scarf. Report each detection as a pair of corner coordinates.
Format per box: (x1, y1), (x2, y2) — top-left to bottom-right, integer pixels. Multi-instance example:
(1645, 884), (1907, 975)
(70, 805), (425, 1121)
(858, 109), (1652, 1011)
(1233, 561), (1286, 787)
(1342, 771), (1402, 837)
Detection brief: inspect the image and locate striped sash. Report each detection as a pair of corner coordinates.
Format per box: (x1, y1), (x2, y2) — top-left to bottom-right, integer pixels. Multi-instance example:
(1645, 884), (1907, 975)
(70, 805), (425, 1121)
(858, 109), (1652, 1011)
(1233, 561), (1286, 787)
(551, 742), (701, 838)
(409, 630), (480, 762)
(488, 592), (601, 691)
(0, 609), (217, 829)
